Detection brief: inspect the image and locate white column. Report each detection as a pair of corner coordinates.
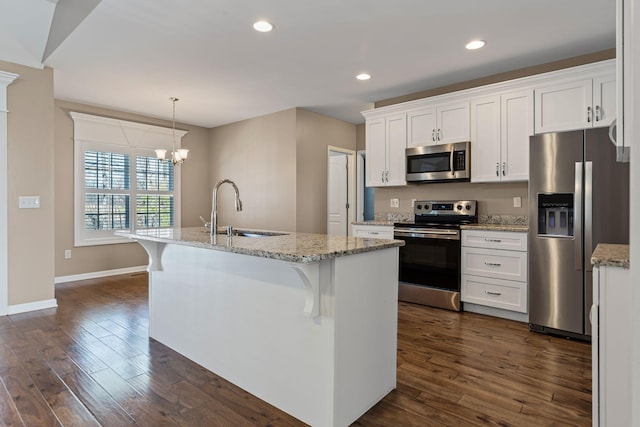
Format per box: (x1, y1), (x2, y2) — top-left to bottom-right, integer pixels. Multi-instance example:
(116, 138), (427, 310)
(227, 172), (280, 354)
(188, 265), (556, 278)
(0, 71), (19, 316)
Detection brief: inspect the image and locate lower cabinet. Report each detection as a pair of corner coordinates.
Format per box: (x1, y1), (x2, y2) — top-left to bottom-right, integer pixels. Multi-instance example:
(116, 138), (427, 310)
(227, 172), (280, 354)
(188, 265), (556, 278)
(461, 230), (528, 316)
(352, 224), (394, 240)
(592, 263), (632, 427)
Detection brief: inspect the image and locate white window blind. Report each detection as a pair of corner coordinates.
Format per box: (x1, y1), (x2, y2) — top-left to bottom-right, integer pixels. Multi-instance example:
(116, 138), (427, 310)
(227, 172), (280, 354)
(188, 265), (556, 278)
(70, 112), (187, 246)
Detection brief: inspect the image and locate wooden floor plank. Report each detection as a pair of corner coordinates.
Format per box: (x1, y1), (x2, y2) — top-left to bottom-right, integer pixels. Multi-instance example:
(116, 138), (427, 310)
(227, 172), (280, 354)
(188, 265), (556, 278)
(0, 274), (592, 426)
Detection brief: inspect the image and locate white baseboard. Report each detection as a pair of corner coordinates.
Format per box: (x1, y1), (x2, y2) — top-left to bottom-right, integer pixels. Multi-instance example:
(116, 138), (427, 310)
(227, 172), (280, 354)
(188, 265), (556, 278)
(8, 298), (58, 315)
(54, 265), (148, 284)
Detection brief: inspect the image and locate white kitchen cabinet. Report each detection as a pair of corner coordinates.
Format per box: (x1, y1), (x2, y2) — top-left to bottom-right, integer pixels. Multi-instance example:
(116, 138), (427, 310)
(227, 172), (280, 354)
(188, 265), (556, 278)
(534, 74), (616, 134)
(471, 90), (533, 183)
(407, 101), (469, 147)
(365, 113), (406, 187)
(592, 263), (631, 427)
(461, 230), (528, 314)
(352, 224), (394, 240)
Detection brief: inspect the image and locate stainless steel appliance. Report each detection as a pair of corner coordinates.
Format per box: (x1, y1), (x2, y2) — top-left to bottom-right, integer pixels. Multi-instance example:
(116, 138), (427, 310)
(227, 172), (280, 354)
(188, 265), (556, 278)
(529, 127), (629, 340)
(406, 141), (470, 183)
(394, 200), (477, 311)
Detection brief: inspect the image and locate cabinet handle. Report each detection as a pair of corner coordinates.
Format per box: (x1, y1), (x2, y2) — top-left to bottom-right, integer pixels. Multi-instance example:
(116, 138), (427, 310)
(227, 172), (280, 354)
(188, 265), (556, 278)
(502, 162), (506, 176)
(484, 238), (502, 243)
(381, 171), (384, 182)
(595, 105), (601, 122)
(484, 262), (502, 267)
(437, 128), (441, 141)
(432, 129), (436, 142)
(486, 291), (502, 296)
(496, 163), (500, 177)
(385, 171), (389, 182)
(587, 106), (592, 123)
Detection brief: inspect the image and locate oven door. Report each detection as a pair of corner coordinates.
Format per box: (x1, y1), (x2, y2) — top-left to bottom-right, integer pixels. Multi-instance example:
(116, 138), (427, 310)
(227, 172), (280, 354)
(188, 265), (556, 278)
(394, 228), (461, 292)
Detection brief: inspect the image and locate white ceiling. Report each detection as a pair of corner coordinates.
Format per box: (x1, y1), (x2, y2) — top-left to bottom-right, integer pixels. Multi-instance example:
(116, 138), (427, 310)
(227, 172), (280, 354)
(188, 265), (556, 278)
(1, 0), (616, 128)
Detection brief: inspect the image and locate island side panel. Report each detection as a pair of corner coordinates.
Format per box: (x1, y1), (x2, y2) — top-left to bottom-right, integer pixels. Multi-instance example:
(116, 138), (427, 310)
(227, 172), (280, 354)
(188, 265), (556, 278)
(333, 247), (399, 426)
(147, 242), (335, 426)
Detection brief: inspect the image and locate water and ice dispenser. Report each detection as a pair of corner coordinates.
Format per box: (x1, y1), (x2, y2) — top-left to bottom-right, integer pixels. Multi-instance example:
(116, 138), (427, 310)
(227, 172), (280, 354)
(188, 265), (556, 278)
(537, 193), (574, 237)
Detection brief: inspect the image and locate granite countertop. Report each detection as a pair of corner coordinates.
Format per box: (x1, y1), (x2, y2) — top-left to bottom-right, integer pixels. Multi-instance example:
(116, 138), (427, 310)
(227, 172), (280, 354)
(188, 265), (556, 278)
(117, 227), (404, 264)
(352, 220), (398, 226)
(591, 243), (630, 269)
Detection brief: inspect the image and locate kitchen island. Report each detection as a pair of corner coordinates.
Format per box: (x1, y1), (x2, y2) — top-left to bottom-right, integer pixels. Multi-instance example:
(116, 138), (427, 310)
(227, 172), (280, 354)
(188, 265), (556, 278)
(117, 227), (403, 427)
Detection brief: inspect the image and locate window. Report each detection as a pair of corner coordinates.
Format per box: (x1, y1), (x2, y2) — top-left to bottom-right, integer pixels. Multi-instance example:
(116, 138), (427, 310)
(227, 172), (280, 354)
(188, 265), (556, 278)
(71, 113), (187, 246)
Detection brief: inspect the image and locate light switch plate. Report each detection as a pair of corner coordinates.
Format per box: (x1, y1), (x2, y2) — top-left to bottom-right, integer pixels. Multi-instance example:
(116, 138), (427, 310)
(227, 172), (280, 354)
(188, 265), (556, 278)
(390, 198), (399, 208)
(19, 196), (40, 209)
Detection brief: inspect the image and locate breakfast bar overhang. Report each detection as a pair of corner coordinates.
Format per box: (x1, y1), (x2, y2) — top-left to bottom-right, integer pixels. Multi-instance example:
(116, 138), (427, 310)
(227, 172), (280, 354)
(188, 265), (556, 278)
(118, 227), (403, 427)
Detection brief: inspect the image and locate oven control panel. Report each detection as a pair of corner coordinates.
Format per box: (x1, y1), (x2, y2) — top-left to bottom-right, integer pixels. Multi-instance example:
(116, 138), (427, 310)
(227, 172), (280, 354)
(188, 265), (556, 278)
(414, 200), (477, 217)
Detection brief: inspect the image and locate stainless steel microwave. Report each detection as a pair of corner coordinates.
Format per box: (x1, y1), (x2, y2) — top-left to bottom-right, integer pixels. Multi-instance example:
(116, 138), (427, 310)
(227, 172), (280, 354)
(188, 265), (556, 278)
(406, 141), (470, 183)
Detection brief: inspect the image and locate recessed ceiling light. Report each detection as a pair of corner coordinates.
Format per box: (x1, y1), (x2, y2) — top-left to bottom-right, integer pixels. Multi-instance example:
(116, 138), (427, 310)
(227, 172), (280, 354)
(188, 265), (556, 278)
(356, 73), (371, 81)
(465, 40), (486, 50)
(253, 20), (273, 32)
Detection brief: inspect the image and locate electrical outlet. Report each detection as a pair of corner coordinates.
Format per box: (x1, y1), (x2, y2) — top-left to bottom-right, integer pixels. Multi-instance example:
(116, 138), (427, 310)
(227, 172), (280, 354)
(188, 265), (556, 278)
(513, 196), (522, 208)
(390, 198), (399, 208)
(64, 250), (71, 259)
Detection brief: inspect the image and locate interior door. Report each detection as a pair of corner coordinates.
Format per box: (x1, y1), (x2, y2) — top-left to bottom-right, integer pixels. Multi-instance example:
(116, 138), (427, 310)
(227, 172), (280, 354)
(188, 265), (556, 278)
(328, 153), (348, 236)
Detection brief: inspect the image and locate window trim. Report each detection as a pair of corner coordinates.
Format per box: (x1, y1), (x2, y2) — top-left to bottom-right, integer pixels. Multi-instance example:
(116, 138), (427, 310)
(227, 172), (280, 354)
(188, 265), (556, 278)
(70, 112), (187, 247)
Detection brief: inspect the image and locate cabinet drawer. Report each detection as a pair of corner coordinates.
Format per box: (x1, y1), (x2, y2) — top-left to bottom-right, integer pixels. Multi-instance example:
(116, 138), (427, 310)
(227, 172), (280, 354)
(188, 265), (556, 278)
(462, 247), (527, 282)
(462, 275), (527, 313)
(352, 225), (394, 240)
(461, 230), (527, 251)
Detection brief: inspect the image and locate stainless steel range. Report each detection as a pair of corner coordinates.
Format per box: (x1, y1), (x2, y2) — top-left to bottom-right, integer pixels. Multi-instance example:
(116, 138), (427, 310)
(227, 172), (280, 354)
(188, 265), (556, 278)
(394, 200), (477, 311)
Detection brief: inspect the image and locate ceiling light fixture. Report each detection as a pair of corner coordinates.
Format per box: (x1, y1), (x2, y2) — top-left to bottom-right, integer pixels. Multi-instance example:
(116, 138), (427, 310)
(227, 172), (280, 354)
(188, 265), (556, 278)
(253, 20), (273, 32)
(465, 40), (486, 50)
(356, 73), (371, 81)
(155, 97), (188, 166)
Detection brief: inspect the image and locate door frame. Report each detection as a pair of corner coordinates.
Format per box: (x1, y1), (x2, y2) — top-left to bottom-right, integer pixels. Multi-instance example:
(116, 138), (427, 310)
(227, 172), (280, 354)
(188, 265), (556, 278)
(327, 146), (356, 236)
(0, 71), (18, 316)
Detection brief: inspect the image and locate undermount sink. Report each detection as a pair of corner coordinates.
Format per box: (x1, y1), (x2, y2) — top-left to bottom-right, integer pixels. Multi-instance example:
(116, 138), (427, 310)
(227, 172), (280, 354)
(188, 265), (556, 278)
(205, 227), (288, 238)
(233, 230), (288, 238)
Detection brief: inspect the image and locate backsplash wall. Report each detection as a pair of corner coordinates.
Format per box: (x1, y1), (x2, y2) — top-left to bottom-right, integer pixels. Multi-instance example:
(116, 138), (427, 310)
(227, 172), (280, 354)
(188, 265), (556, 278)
(373, 181), (528, 219)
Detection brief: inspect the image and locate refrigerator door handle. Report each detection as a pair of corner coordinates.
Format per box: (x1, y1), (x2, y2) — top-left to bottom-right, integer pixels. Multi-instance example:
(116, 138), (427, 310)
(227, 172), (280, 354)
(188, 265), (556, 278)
(584, 161), (593, 272)
(575, 162), (583, 271)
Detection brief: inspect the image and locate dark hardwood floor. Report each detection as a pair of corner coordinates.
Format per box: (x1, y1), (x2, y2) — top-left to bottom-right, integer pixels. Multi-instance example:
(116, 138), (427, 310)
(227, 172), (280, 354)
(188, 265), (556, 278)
(0, 273), (591, 426)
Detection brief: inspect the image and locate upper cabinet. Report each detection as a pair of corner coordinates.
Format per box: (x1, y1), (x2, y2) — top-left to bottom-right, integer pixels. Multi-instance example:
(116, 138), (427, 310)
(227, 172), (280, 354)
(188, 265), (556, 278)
(471, 90), (533, 183)
(407, 101), (470, 147)
(362, 59), (615, 186)
(365, 113), (406, 187)
(534, 73), (616, 134)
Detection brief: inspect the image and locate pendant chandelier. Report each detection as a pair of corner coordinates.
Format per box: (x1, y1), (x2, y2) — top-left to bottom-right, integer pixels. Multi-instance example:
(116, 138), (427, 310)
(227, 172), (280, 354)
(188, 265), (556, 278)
(155, 97), (188, 165)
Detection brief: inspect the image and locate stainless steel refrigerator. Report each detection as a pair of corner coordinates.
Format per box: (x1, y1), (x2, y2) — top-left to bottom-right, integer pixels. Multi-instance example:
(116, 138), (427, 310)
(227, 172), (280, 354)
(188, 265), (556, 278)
(528, 127), (629, 340)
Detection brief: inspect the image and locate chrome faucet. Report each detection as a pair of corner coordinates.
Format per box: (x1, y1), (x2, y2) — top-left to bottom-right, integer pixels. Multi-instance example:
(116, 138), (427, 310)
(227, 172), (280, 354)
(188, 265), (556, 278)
(210, 179), (243, 236)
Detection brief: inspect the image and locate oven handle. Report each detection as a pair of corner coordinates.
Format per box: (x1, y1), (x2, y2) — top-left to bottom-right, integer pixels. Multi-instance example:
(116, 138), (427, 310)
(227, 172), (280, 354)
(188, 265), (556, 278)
(394, 229), (460, 240)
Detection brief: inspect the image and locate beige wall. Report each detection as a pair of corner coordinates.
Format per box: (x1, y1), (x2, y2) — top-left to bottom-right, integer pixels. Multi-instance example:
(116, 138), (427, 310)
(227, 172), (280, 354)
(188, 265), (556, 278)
(296, 108), (356, 233)
(375, 49), (616, 108)
(3, 61), (55, 306)
(374, 182), (528, 218)
(208, 108), (356, 233)
(355, 124), (365, 151)
(209, 108), (297, 232)
(54, 100), (212, 278)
